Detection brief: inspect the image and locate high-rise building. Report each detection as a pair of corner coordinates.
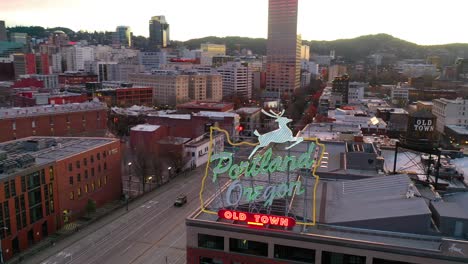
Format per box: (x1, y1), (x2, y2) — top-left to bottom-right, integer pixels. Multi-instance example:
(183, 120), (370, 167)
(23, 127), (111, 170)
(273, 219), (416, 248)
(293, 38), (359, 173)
(0, 20), (7, 41)
(265, 0), (301, 97)
(149, 16), (170, 49)
(332, 74), (350, 106)
(113, 26), (132, 47)
(217, 62), (252, 99)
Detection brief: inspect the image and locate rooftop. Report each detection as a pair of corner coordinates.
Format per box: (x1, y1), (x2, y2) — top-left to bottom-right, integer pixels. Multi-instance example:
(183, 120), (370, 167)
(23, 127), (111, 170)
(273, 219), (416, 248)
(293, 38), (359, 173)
(445, 125), (468, 135)
(130, 124), (160, 132)
(0, 101), (107, 119)
(177, 101), (234, 112)
(195, 111), (239, 118)
(235, 107), (261, 115)
(0, 137), (116, 179)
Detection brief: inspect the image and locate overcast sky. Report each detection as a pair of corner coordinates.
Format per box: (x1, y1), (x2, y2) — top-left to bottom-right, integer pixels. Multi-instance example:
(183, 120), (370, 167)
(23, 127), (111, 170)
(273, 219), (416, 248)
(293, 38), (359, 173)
(1, 0), (467, 45)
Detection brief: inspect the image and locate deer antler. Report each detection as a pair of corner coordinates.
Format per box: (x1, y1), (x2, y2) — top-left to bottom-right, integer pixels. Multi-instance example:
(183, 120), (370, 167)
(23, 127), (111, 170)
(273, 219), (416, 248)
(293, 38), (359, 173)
(262, 109), (278, 118)
(269, 109), (281, 117)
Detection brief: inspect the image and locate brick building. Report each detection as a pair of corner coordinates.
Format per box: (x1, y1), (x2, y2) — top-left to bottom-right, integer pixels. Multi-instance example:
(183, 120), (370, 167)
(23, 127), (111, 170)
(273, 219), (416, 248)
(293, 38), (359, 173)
(59, 72), (98, 85)
(98, 87), (153, 107)
(176, 101), (234, 113)
(0, 101), (108, 143)
(146, 111), (240, 140)
(0, 137), (121, 261)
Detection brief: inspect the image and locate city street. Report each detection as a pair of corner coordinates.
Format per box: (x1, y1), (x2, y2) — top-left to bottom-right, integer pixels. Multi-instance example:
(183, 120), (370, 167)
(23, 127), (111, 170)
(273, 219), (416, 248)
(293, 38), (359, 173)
(35, 165), (211, 264)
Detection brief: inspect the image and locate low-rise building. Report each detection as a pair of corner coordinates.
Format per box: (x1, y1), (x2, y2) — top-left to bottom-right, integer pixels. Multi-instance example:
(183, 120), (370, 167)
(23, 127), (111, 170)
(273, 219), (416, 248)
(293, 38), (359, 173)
(433, 98), (468, 134)
(0, 137), (121, 261)
(177, 101), (234, 113)
(235, 107), (261, 137)
(0, 101), (108, 143)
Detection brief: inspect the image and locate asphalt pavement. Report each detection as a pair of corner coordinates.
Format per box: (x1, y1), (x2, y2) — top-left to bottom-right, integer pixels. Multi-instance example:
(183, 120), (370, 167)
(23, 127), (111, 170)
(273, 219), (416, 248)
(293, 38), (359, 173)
(33, 165), (210, 264)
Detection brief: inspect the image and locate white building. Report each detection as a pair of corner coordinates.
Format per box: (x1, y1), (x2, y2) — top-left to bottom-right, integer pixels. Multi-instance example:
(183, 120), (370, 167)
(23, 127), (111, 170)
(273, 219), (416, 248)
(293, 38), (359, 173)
(390, 84), (410, 104)
(432, 98), (468, 134)
(348, 82), (366, 104)
(398, 63), (438, 78)
(216, 62), (252, 99)
(26, 74), (59, 89)
(64, 45), (95, 71)
(51, 53), (62, 73)
(301, 45), (310, 60)
(138, 51), (167, 71)
(184, 133), (224, 169)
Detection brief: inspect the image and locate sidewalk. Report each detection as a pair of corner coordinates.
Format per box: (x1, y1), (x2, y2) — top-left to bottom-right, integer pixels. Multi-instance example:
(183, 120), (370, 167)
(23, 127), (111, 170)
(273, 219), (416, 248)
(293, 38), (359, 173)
(7, 168), (196, 264)
(7, 200), (125, 264)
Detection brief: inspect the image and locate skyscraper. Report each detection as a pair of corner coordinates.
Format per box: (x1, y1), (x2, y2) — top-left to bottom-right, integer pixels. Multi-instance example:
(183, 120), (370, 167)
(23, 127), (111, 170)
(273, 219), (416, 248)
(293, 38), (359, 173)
(113, 26), (132, 47)
(0, 20), (7, 41)
(149, 16), (170, 49)
(265, 0), (301, 98)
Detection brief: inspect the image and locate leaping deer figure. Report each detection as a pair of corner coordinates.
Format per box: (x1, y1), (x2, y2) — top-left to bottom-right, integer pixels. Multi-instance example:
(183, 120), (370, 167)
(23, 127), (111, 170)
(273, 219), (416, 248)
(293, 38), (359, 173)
(248, 109), (303, 159)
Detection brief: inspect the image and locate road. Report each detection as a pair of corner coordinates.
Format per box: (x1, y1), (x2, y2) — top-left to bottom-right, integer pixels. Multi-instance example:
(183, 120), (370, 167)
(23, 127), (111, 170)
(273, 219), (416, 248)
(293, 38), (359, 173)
(37, 165), (211, 264)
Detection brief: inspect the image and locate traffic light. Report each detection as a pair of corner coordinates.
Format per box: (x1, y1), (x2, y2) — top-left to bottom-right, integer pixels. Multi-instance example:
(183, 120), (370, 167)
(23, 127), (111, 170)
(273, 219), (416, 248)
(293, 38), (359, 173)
(236, 125), (244, 132)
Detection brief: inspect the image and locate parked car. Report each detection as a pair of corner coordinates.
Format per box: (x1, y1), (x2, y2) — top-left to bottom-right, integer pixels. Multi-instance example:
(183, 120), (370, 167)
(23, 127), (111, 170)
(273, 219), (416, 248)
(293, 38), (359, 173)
(174, 194), (187, 207)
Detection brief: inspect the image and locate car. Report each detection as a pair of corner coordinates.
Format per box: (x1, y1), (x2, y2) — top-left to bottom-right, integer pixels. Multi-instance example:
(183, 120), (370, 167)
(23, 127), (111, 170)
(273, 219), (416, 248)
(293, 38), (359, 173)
(174, 194), (187, 207)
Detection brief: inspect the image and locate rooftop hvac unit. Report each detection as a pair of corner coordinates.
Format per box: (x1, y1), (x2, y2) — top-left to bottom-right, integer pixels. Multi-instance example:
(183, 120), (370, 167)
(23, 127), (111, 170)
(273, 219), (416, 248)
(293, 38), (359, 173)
(0, 159), (19, 174)
(0, 151), (7, 162)
(15, 154), (35, 168)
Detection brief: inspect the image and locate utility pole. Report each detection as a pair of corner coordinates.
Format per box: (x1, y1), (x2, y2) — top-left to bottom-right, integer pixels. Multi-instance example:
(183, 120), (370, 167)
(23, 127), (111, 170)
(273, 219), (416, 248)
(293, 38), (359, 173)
(127, 162), (132, 211)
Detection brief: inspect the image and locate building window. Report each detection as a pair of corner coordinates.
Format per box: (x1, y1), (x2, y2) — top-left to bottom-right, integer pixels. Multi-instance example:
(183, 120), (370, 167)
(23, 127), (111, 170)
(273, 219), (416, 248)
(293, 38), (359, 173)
(4, 182), (10, 199)
(68, 163), (73, 172)
(104, 175), (107, 185)
(91, 182), (95, 191)
(76, 160), (80, 169)
(84, 158), (87, 166)
(98, 164), (101, 173)
(229, 238), (268, 257)
(10, 180), (16, 197)
(98, 178), (102, 188)
(69, 191), (74, 200)
(104, 162), (107, 171)
(97, 153), (101, 161)
(77, 173), (81, 182)
(12, 121), (16, 130)
(103, 151), (107, 158)
(373, 259), (415, 264)
(91, 168), (95, 177)
(85, 184), (88, 193)
(32, 120), (36, 128)
(69, 176), (74, 185)
(77, 187), (81, 198)
(274, 244), (315, 263)
(91, 155), (94, 163)
(85, 170), (88, 179)
(322, 251), (366, 264)
(198, 234), (224, 250)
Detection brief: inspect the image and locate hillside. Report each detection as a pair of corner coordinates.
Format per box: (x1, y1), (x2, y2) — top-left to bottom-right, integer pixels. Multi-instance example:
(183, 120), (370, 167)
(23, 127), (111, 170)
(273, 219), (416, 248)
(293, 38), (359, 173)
(6, 26), (468, 63)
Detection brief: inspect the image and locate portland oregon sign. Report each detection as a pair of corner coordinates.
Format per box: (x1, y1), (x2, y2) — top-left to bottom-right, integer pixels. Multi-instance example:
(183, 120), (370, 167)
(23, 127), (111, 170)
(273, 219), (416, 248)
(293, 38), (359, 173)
(200, 109), (325, 227)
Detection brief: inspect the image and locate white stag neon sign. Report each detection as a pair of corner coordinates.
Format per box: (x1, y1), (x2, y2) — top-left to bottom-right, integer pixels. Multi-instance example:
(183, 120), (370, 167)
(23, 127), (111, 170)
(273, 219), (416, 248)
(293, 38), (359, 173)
(248, 109), (304, 159)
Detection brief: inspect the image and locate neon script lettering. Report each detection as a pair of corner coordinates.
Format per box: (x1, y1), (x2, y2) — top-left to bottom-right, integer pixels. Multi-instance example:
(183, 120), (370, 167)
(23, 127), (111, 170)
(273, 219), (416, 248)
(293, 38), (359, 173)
(210, 143), (316, 182)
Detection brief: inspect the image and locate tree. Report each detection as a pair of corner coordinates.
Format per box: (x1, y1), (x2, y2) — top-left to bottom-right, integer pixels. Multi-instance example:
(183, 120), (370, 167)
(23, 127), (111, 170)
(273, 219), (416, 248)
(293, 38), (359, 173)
(166, 150), (188, 177)
(150, 155), (163, 186)
(85, 199), (96, 217)
(132, 145), (151, 193)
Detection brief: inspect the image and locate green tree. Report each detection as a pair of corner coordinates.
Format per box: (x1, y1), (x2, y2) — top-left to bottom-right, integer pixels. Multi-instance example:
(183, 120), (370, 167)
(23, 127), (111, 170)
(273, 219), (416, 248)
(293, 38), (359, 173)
(85, 199), (96, 217)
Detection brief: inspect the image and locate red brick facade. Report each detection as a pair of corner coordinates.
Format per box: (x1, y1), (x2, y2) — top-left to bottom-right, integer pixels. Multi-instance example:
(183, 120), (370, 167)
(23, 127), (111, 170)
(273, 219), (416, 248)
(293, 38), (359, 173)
(0, 139), (122, 261)
(0, 108), (108, 143)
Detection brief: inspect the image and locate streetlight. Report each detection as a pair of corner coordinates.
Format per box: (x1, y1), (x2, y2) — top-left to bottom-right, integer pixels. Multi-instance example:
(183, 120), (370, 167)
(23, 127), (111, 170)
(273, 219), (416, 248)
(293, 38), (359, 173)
(168, 167), (172, 180)
(126, 162), (132, 211)
(0, 227), (8, 264)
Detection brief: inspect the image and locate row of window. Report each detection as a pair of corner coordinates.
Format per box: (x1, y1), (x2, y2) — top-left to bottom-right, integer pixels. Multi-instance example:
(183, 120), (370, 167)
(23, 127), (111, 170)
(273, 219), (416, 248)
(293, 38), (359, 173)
(11, 113), (101, 130)
(69, 163), (107, 185)
(197, 234), (414, 264)
(68, 152), (107, 172)
(69, 176), (107, 200)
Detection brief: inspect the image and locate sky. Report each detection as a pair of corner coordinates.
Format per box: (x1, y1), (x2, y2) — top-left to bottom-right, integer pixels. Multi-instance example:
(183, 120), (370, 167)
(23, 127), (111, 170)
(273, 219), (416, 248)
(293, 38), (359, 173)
(1, 0), (467, 45)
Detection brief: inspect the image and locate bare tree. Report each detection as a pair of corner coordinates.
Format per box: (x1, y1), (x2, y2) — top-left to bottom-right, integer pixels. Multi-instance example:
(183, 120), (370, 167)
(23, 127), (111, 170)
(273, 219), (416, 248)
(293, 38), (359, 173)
(132, 146), (150, 193)
(150, 155), (163, 187)
(166, 150), (189, 177)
